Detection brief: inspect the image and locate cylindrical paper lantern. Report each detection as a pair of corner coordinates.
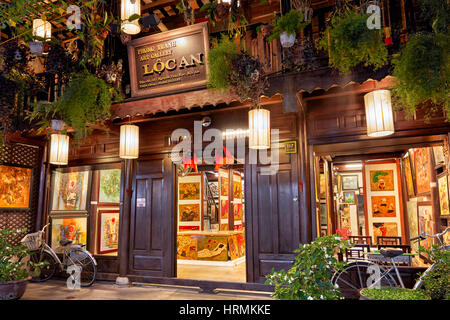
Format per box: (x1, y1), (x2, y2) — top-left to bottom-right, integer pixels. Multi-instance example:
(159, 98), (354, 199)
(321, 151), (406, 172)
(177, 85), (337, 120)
(121, 0), (141, 35)
(49, 133), (69, 165)
(248, 108), (270, 149)
(364, 89), (395, 137)
(120, 124), (139, 159)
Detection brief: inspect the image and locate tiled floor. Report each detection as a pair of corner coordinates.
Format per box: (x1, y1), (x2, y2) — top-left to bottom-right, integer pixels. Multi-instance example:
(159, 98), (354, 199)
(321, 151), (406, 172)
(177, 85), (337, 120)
(22, 280), (273, 300)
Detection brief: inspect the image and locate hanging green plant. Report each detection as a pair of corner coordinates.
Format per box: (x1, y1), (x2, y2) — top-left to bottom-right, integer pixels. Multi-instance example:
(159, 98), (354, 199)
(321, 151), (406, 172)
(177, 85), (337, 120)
(267, 9), (310, 43)
(392, 32), (450, 121)
(318, 10), (388, 74)
(207, 35), (238, 90)
(28, 69), (122, 141)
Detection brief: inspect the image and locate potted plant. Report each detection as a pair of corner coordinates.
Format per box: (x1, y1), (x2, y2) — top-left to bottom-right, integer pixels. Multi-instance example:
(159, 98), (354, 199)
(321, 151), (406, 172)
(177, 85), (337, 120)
(200, 0), (231, 25)
(207, 35), (239, 90)
(0, 228), (45, 300)
(267, 9), (311, 48)
(318, 9), (388, 74)
(265, 235), (351, 300)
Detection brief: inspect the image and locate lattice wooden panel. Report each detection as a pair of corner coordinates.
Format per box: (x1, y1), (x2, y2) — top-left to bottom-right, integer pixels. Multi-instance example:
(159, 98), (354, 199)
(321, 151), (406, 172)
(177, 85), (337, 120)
(0, 142), (42, 245)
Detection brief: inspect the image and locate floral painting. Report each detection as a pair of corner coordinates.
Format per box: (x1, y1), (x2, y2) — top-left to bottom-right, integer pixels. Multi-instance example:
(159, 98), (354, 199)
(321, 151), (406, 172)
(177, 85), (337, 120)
(371, 196), (396, 217)
(370, 170), (394, 191)
(179, 182), (200, 200)
(0, 165), (32, 208)
(418, 205), (435, 250)
(98, 211), (119, 254)
(437, 174), (450, 216)
(51, 216), (87, 253)
(52, 171), (89, 211)
(404, 156), (415, 197)
(179, 204), (200, 222)
(414, 148), (431, 195)
(373, 222), (398, 239)
(99, 169), (121, 204)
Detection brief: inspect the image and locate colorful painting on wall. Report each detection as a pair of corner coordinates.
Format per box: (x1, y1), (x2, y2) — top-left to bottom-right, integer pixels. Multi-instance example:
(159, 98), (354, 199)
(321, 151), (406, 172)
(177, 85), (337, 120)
(179, 204), (200, 222)
(339, 205), (351, 233)
(233, 181), (242, 199)
(0, 165), (32, 208)
(51, 216), (87, 253)
(418, 205), (435, 250)
(414, 148), (431, 195)
(437, 174), (450, 216)
(220, 176), (229, 196)
(407, 201), (419, 252)
(99, 169), (121, 204)
(319, 173), (326, 198)
(344, 192), (355, 204)
(51, 171), (89, 211)
(433, 146), (445, 166)
(370, 170), (395, 191)
(97, 210), (119, 254)
(371, 196), (396, 217)
(373, 222), (398, 239)
(179, 182), (201, 200)
(233, 203), (243, 220)
(220, 200), (229, 219)
(404, 156), (415, 198)
(342, 175), (358, 190)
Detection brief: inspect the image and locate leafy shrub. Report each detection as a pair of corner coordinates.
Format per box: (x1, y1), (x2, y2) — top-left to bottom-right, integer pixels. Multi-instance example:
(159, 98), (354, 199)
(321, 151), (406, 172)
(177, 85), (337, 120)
(207, 35), (238, 90)
(392, 32), (450, 121)
(318, 10), (388, 74)
(419, 244), (450, 300)
(267, 9), (310, 42)
(265, 235), (351, 300)
(361, 287), (430, 300)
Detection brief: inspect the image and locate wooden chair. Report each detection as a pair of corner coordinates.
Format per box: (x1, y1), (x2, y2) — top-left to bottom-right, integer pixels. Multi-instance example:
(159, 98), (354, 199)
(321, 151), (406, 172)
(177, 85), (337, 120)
(377, 244), (412, 253)
(349, 235), (373, 246)
(377, 236), (402, 246)
(345, 244), (370, 261)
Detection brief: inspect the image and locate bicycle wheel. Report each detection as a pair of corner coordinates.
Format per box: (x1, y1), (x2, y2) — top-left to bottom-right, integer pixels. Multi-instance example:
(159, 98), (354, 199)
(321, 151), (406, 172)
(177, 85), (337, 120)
(332, 261), (397, 299)
(69, 248), (97, 287)
(29, 251), (57, 282)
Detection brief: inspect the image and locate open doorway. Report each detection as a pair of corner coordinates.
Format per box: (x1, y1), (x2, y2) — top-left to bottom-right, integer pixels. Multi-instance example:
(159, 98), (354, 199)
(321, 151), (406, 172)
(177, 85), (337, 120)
(175, 164), (246, 282)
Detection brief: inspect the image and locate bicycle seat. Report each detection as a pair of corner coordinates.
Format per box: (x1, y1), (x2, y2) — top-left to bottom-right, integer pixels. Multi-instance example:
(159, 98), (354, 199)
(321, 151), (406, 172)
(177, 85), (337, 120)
(60, 239), (73, 246)
(380, 248), (404, 258)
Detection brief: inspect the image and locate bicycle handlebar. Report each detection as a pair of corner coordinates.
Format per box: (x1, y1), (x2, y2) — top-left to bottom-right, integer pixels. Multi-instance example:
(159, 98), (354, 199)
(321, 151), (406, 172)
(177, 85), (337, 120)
(41, 223), (50, 233)
(410, 227), (449, 242)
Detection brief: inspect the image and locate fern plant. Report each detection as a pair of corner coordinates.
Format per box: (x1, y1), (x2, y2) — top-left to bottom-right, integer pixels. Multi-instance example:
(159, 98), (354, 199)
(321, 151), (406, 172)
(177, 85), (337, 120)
(207, 35), (238, 90)
(318, 10), (388, 74)
(392, 32), (450, 121)
(267, 9), (310, 42)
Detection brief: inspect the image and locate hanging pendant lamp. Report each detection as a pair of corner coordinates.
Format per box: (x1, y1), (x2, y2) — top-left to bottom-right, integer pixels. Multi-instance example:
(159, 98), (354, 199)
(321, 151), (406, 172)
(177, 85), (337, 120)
(248, 107), (270, 149)
(121, 0), (141, 35)
(120, 124), (139, 159)
(49, 133), (69, 165)
(364, 89), (395, 137)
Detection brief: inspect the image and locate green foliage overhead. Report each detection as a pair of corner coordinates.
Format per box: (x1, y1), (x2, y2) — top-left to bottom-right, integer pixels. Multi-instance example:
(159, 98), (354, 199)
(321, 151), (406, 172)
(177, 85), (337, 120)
(417, 0), (450, 33)
(419, 244), (450, 300)
(361, 287), (430, 300)
(392, 32), (450, 121)
(207, 35), (238, 90)
(318, 10), (388, 74)
(265, 235), (351, 300)
(267, 9), (310, 42)
(28, 70), (122, 141)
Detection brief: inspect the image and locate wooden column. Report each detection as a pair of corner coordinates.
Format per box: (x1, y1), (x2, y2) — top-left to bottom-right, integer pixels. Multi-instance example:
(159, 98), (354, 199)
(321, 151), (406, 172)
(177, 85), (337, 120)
(429, 148), (441, 234)
(228, 168), (234, 230)
(36, 143), (48, 232)
(323, 158), (336, 235)
(116, 159), (133, 285)
(309, 145), (318, 240)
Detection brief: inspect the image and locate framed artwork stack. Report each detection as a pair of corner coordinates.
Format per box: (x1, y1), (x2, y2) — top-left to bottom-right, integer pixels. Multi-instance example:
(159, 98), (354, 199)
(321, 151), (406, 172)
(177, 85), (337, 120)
(177, 173), (203, 231)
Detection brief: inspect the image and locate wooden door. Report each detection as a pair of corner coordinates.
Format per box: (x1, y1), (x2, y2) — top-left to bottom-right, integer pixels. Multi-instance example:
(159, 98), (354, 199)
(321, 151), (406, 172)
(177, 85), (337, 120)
(128, 155), (175, 277)
(246, 147), (300, 283)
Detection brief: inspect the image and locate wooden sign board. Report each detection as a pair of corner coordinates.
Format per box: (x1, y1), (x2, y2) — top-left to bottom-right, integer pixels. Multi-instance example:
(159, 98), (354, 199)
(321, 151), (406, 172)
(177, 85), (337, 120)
(127, 22), (209, 98)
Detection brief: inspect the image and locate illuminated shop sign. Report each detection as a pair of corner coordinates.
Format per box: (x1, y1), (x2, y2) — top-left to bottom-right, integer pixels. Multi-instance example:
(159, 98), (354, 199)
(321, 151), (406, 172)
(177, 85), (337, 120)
(127, 22), (209, 98)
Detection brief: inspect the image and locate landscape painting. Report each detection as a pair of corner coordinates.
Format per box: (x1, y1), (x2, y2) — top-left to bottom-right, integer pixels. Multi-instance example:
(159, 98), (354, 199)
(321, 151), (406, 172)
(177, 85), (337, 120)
(0, 165), (32, 208)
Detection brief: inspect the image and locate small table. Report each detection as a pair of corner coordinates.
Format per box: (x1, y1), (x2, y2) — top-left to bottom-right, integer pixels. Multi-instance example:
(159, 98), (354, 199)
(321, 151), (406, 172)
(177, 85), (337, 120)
(367, 251), (416, 266)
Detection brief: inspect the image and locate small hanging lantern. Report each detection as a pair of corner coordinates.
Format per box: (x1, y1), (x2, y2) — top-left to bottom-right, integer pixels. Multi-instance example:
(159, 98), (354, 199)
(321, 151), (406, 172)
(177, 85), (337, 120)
(364, 89), (395, 137)
(32, 19), (51, 41)
(248, 107), (270, 149)
(49, 133), (69, 165)
(121, 0), (141, 35)
(120, 124), (139, 159)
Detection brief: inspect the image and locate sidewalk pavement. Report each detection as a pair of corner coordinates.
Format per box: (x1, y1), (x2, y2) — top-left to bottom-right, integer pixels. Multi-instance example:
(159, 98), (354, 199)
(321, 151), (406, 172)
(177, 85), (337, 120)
(22, 280), (274, 300)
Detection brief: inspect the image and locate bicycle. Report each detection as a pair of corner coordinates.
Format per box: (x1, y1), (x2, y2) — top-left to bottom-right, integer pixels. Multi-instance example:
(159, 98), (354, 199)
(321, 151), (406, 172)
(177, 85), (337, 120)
(331, 227), (449, 299)
(21, 223), (97, 287)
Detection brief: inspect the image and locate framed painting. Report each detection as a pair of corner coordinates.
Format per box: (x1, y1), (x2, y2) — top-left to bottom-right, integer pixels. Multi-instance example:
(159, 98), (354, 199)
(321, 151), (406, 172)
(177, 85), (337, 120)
(97, 210), (119, 254)
(371, 196), (396, 217)
(414, 148), (431, 195)
(233, 180), (242, 200)
(370, 170), (394, 191)
(98, 169), (121, 205)
(404, 155), (415, 198)
(220, 176), (229, 197)
(233, 203), (243, 220)
(0, 164), (32, 209)
(344, 192), (355, 204)
(433, 146), (445, 167)
(178, 204), (200, 222)
(179, 182), (201, 200)
(418, 205), (435, 250)
(437, 173), (450, 216)
(50, 215), (88, 254)
(342, 175), (358, 190)
(373, 222), (398, 238)
(51, 170), (90, 212)
(220, 200), (229, 219)
(319, 173), (326, 198)
(407, 201), (419, 252)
